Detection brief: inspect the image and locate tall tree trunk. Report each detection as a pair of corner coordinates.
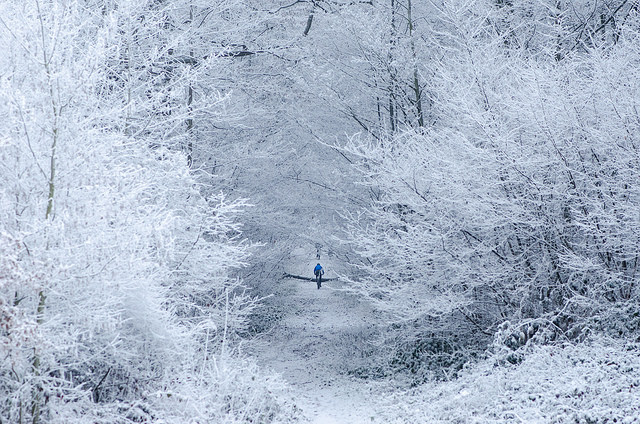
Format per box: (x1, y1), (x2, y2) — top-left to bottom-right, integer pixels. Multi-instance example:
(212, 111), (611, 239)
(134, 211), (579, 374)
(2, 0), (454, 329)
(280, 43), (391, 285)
(186, 6), (194, 167)
(303, 3), (315, 36)
(186, 84), (194, 167)
(388, 0), (398, 134)
(33, 1), (60, 421)
(553, 1), (563, 61)
(407, 0), (424, 128)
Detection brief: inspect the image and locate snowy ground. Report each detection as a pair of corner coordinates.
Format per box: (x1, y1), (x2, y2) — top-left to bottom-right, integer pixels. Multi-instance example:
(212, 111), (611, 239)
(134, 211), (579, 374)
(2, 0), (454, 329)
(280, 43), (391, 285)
(248, 248), (388, 423)
(246, 247), (640, 423)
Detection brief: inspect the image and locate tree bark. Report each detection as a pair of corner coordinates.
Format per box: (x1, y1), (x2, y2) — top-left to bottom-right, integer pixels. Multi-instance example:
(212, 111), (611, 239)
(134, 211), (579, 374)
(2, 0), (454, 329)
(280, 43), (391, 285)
(407, 0), (424, 128)
(388, 0), (398, 134)
(303, 6), (314, 36)
(186, 6), (194, 168)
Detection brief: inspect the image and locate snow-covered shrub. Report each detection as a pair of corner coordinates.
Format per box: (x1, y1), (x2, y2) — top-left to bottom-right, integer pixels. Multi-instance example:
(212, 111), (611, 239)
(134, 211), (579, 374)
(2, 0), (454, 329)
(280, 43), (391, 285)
(382, 338), (640, 423)
(0, 0), (298, 422)
(340, 3), (640, 380)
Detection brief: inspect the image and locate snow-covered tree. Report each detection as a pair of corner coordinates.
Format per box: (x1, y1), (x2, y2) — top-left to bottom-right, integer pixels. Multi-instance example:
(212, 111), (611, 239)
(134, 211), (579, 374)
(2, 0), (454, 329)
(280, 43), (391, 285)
(0, 0), (297, 422)
(339, 0), (640, 380)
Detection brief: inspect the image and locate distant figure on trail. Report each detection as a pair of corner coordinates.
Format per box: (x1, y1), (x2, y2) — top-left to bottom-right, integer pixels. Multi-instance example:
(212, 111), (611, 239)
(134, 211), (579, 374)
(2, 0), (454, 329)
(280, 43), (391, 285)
(314, 263), (324, 290)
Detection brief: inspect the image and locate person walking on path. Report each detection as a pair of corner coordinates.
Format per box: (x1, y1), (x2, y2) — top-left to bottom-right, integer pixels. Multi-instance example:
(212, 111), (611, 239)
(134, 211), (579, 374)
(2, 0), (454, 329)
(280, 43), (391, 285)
(314, 263), (324, 289)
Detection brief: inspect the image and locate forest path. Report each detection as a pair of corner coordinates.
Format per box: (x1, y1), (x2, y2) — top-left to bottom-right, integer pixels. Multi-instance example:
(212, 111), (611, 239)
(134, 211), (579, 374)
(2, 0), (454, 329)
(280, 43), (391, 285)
(248, 255), (386, 423)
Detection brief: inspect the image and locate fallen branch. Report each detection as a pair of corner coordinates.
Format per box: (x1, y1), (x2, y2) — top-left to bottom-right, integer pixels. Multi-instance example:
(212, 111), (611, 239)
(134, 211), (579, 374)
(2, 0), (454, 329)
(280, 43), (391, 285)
(282, 272), (338, 282)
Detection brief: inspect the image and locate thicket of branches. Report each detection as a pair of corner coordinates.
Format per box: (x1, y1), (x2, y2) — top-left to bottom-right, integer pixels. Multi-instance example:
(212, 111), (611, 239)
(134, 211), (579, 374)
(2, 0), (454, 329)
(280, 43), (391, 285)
(3, 0), (640, 420)
(0, 0), (298, 422)
(339, 0), (640, 382)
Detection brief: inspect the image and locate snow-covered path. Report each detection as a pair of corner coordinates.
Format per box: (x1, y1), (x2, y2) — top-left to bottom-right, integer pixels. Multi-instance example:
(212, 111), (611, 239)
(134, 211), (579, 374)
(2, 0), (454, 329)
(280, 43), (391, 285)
(248, 260), (385, 423)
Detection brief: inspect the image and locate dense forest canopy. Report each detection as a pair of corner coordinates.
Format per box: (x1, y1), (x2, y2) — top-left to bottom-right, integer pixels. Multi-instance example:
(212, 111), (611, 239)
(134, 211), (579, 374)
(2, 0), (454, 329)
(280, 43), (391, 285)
(2, 0), (640, 422)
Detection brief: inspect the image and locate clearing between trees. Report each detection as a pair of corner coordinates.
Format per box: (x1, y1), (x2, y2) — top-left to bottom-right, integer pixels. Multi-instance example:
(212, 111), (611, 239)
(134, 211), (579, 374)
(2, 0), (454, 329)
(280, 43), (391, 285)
(248, 255), (387, 423)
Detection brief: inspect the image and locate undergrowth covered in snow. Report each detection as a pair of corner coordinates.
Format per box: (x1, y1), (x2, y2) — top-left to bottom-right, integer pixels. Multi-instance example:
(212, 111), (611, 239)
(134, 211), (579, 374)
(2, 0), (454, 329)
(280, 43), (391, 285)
(382, 338), (640, 423)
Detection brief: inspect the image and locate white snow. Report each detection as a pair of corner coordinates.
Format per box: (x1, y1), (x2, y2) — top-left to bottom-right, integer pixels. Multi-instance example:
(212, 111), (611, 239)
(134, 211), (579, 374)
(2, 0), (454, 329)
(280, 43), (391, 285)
(249, 248), (385, 423)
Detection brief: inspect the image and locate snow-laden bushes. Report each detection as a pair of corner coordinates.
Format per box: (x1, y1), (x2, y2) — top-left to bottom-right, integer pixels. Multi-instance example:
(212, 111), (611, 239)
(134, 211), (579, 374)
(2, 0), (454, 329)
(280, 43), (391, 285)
(340, 4), (640, 382)
(0, 108), (299, 424)
(0, 0), (299, 422)
(382, 338), (640, 423)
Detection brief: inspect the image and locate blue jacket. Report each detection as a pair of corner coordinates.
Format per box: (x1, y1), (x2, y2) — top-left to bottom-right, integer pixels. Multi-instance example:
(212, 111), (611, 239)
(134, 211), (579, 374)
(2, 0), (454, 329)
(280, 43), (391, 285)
(314, 264), (323, 274)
